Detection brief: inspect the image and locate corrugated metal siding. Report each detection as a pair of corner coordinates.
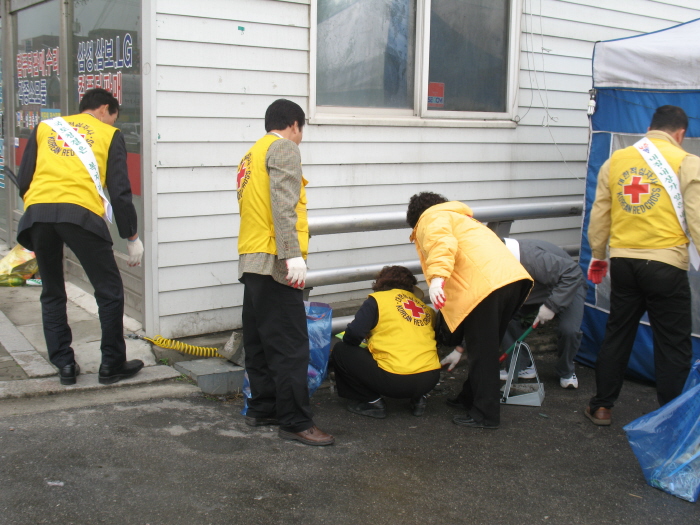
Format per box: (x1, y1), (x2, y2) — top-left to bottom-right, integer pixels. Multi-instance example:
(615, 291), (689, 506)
(153, 0), (700, 337)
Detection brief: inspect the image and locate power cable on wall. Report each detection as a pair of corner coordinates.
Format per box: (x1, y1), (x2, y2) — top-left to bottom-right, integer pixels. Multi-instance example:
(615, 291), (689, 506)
(515, 0), (584, 182)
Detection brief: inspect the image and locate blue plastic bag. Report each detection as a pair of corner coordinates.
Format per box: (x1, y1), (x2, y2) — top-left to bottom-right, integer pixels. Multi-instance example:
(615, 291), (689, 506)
(305, 301), (333, 395)
(624, 360), (700, 502)
(683, 359), (700, 392)
(241, 301), (333, 415)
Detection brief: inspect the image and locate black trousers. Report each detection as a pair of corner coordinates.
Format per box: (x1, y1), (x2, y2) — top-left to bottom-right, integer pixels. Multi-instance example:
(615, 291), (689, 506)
(332, 341), (440, 402)
(455, 280), (532, 426)
(29, 222), (126, 369)
(241, 273), (314, 433)
(590, 258), (692, 411)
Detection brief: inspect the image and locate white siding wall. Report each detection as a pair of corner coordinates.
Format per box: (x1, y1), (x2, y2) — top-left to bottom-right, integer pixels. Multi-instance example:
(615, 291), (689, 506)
(153, 0), (700, 338)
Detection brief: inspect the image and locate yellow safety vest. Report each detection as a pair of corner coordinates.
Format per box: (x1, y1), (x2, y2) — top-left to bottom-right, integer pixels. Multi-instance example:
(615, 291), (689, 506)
(368, 290), (440, 375)
(609, 138), (688, 250)
(237, 134), (309, 257)
(24, 113), (117, 218)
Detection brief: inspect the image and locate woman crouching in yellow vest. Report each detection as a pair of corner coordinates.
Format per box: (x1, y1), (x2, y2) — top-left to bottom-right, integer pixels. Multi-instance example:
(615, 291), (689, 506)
(332, 266), (441, 418)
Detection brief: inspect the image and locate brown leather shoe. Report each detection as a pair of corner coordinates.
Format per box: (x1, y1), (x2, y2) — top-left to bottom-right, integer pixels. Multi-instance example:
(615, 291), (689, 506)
(278, 425), (335, 446)
(585, 406), (611, 426)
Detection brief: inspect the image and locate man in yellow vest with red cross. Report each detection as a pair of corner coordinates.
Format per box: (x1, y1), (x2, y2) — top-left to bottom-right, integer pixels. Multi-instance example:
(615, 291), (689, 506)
(237, 99), (334, 446)
(586, 105), (700, 426)
(17, 88), (144, 387)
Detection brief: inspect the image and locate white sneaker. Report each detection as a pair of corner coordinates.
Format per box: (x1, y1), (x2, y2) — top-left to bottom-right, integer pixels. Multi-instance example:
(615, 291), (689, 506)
(499, 369), (508, 381)
(560, 373), (579, 389)
(518, 365), (536, 379)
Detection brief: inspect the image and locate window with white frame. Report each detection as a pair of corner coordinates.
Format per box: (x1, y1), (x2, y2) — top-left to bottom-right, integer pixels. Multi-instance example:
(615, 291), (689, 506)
(314, 0), (517, 120)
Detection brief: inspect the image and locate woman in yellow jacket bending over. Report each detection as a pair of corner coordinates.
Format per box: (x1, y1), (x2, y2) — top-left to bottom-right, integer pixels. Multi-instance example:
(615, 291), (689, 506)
(407, 192), (533, 429)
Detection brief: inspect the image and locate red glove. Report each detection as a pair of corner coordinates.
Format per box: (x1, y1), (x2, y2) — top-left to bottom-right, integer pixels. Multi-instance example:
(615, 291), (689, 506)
(588, 258), (608, 284)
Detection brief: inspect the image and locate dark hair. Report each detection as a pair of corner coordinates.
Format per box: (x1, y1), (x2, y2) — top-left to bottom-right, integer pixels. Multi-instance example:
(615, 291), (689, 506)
(372, 265), (417, 293)
(265, 99), (305, 132)
(649, 105), (688, 133)
(406, 192), (448, 228)
(79, 88), (119, 115)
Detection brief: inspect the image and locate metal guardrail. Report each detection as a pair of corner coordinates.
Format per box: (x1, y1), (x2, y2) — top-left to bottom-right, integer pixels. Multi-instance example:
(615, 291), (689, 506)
(307, 200), (583, 236)
(306, 200), (583, 288)
(305, 199), (584, 333)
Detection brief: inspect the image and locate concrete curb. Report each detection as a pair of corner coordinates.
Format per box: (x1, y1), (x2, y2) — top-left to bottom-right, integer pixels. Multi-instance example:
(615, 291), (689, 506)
(0, 309), (55, 378)
(0, 364), (182, 399)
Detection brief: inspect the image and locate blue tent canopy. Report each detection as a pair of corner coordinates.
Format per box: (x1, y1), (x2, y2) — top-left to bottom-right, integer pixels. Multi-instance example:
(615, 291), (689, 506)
(578, 18), (700, 381)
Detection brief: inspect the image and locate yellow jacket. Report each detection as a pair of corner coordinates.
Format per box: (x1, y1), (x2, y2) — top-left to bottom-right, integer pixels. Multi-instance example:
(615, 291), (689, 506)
(589, 130), (700, 270)
(368, 290), (439, 375)
(410, 201), (532, 332)
(237, 134), (309, 258)
(24, 113), (117, 218)
(609, 136), (687, 250)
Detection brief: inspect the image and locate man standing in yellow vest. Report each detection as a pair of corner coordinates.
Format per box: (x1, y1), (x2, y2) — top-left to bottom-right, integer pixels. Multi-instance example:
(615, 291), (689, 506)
(237, 99), (333, 446)
(586, 105), (700, 426)
(17, 88), (144, 386)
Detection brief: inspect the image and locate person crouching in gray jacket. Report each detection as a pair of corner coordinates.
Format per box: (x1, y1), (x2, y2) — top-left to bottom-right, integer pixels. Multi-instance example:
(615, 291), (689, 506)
(500, 238), (586, 389)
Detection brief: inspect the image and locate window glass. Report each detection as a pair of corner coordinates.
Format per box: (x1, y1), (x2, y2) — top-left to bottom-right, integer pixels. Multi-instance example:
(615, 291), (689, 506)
(73, 0), (142, 253)
(15, 0), (61, 212)
(15, 0), (61, 144)
(0, 17), (5, 235)
(317, 0), (416, 108)
(428, 0), (509, 112)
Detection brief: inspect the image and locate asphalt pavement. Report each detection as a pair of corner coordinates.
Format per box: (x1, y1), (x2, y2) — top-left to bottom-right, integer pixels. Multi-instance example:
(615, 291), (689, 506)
(0, 241), (695, 523)
(0, 347), (696, 525)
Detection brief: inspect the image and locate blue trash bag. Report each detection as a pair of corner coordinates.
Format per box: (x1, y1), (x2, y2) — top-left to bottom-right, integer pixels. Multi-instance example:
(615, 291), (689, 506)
(241, 301), (333, 415)
(683, 359), (700, 392)
(624, 361), (700, 502)
(305, 301), (333, 395)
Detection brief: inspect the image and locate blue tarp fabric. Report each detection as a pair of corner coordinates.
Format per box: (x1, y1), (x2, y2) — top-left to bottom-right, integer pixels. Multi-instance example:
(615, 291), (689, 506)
(578, 19), (700, 381)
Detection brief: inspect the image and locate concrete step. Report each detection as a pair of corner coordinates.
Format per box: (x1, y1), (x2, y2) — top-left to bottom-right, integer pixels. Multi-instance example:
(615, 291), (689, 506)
(174, 358), (245, 395)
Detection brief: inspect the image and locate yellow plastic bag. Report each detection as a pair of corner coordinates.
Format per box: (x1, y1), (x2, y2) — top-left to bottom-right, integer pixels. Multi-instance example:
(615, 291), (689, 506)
(0, 244), (38, 280)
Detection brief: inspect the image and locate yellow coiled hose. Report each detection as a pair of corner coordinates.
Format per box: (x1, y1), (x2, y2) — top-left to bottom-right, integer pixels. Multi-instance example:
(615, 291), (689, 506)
(140, 335), (225, 358)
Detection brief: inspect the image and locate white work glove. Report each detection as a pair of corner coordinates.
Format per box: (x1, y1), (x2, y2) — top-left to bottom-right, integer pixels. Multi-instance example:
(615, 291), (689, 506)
(534, 304), (555, 327)
(440, 347), (463, 371)
(285, 257), (307, 289)
(429, 277), (446, 309)
(127, 236), (144, 267)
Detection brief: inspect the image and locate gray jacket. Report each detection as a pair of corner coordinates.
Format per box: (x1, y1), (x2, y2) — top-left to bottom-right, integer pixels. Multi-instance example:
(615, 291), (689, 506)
(517, 239), (585, 314)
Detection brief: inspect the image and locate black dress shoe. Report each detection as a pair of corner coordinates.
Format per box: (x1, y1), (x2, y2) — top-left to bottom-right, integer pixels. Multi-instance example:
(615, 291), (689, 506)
(452, 414), (499, 429)
(59, 363), (80, 386)
(245, 416), (280, 427)
(98, 360), (144, 385)
(409, 395), (427, 416)
(347, 398), (386, 419)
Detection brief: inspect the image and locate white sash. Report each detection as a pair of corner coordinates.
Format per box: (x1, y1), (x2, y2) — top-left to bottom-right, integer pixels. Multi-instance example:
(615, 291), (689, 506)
(634, 137), (699, 270)
(44, 117), (113, 223)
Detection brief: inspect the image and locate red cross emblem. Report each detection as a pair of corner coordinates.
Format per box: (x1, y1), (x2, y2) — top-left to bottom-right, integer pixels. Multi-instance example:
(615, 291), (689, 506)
(403, 300), (424, 318)
(237, 164), (247, 188)
(55, 128), (86, 149)
(623, 176), (650, 204)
